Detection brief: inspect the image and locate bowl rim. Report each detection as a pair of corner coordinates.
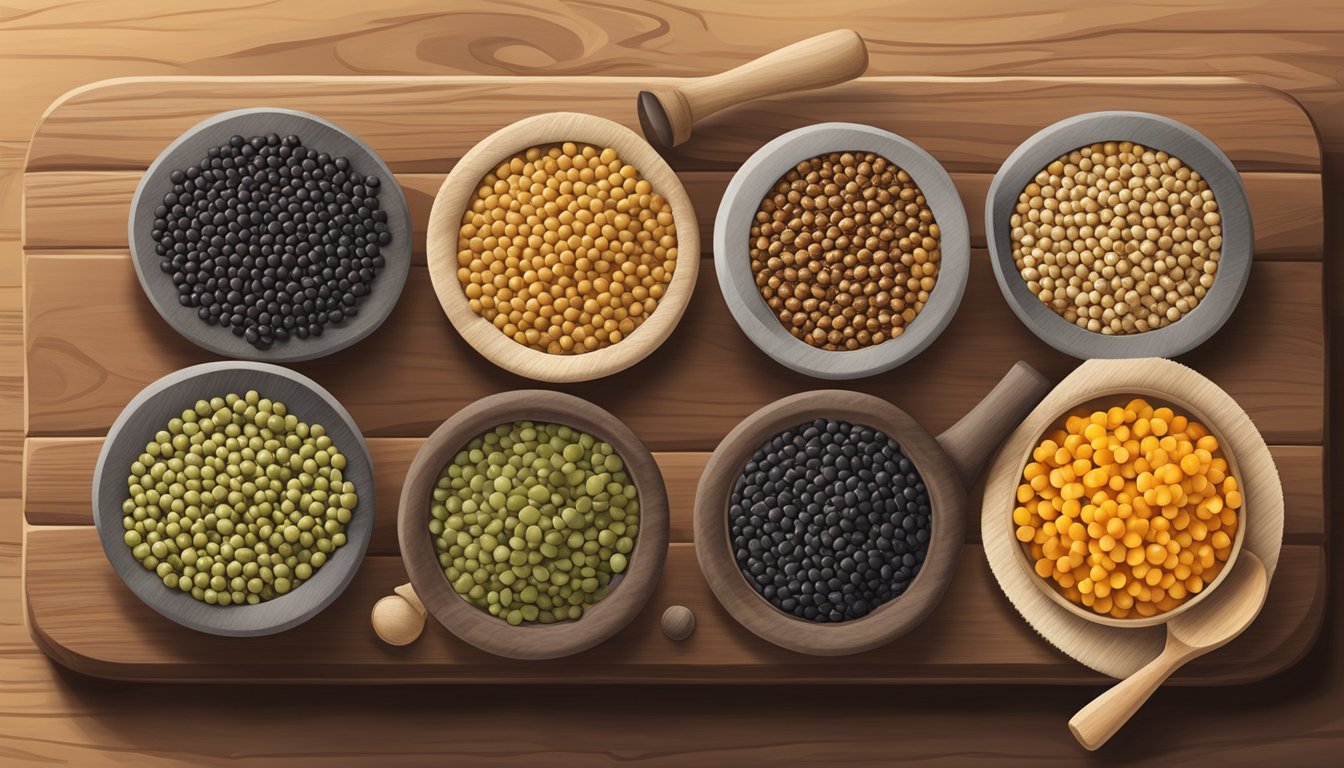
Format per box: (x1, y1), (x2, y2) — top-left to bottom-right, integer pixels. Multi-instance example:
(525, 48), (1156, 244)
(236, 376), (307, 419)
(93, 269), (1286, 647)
(92, 361), (376, 636)
(127, 107), (413, 363)
(985, 110), (1253, 360)
(425, 111), (700, 383)
(1006, 388), (1248, 629)
(712, 122), (970, 380)
(693, 390), (965, 656)
(396, 390), (670, 660)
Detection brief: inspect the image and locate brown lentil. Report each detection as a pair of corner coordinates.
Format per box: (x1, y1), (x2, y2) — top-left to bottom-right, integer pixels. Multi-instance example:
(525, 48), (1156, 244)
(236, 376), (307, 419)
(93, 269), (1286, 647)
(1010, 142), (1221, 335)
(750, 152), (941, 350)
(457, 142), (678, 354)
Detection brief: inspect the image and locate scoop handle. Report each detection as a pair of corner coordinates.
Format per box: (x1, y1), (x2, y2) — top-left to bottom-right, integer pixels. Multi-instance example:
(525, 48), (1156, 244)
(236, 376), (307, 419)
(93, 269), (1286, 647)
(935, 361), (1051, 486)
(680, 30), (868, 123)
(1069, 640), (1196, 750)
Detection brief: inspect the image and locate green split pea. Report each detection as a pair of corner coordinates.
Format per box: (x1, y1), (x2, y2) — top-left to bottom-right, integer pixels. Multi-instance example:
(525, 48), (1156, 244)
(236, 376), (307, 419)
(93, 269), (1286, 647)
(121, 391), (356, 606)
(431, 420), (639, 625)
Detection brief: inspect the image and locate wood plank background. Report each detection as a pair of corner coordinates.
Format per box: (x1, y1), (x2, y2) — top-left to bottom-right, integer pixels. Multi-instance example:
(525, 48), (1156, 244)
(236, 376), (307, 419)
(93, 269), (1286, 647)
(1, 1), (1341, 765)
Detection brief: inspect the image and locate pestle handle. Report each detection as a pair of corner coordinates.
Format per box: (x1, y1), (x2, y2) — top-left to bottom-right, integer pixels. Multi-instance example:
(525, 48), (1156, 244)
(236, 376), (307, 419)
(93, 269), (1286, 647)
(936, 362), (1052, 487)
(680, 30), (869, 121)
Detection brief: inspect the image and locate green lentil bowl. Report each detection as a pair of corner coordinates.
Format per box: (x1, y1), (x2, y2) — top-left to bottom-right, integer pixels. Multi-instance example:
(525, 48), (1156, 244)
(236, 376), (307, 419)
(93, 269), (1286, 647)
(397, 390), (669, 660)
(94, 361), (375, 637)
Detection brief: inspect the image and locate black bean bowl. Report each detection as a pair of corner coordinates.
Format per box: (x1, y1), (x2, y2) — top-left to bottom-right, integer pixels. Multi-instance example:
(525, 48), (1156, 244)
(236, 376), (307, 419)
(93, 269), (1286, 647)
(128, 108), (412, 362)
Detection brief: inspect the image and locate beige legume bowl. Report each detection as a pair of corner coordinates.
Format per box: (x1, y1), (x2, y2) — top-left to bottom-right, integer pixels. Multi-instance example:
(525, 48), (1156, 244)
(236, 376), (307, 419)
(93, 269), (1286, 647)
(986, 111), (1252, 360)
(427, 112), (700, 383)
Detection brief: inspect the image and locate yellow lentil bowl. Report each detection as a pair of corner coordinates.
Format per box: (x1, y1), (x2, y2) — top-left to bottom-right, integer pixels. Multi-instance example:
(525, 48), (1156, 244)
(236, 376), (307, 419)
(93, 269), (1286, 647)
(1013, 398), (1241, 620)
(456, 142), (678, 355)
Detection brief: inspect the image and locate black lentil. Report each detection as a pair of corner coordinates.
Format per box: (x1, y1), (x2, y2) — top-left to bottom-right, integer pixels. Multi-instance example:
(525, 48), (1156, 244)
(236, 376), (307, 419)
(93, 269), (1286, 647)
(152, 133), (391, 350)
(728, 418), (931, 622)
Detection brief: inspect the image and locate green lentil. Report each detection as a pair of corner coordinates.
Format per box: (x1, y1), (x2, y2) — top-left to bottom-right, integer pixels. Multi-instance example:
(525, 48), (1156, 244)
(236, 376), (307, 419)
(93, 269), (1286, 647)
(121, 392), (357, 606)
(431, 420), (639, 624)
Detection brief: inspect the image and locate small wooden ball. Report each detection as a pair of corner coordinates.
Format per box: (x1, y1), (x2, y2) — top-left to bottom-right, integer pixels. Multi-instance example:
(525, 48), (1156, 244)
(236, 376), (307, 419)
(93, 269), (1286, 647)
(661, 605), (696, 641)
(372, 594), (426, 646)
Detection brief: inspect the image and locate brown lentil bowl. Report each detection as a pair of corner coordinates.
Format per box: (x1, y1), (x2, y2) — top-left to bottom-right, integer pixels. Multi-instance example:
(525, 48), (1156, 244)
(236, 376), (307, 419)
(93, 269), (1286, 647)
(715, 123), (969, 380)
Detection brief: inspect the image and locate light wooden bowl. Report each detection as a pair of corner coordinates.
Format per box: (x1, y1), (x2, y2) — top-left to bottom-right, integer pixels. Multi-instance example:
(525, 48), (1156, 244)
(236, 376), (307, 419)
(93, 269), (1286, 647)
(93, 361), (375, 636)
(128, 108), (412, 363)
(392, 390), (669, 659)
(984, 358), (1262, 634)
(693, 363), (1049, 655)
(426, 112), (700, 383)
(985, 111), (1253, 360)
(713, 122), (969, 380)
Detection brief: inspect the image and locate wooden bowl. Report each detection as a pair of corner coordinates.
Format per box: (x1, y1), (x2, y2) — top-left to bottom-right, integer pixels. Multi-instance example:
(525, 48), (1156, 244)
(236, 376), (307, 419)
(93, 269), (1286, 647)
(426, 112), (700, 383)
(394, 390), (670, 659)
(983, 358), (1264, 632)
(985, 111), (1253, 360)
(128, 108), (413, 362)
(713, 122), (970, 380)
(93, 361), (375, 636)
(693, 363), (1049, 655)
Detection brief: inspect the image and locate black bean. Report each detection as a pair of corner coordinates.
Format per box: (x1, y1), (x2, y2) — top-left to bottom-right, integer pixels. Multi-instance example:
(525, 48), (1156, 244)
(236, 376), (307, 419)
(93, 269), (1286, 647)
(728, 418), (932, 623)
(151, 134), (391, 349)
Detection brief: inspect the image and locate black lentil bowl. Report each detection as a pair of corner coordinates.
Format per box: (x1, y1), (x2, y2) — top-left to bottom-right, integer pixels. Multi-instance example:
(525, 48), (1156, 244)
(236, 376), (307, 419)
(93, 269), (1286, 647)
(128, 108), (412, 362)
(694, 390), (968, 656)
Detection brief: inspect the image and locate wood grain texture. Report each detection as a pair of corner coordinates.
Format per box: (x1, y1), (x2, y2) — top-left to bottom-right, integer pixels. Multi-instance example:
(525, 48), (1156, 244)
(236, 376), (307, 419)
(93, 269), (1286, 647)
(25, 255), (1327, 443)
(23, 526), (1324, 686)
(23, 169), (1325, 259)
(24, 78), (1321, 174)
(23, 437), (1326, 553)
(3, 2), (1343, 764)
(424, 112), (700, 382)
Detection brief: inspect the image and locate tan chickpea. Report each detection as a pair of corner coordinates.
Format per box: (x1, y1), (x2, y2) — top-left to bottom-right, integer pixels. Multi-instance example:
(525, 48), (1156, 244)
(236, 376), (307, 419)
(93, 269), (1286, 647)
(457, 143), (677, 355)
(750, 152), (941, 351)
(1010, 142), (1220, 335)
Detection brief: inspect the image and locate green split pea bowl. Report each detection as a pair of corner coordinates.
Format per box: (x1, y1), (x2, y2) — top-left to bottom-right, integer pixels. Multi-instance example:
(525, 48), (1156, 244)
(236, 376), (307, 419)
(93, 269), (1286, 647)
(93, 361), (375, 637)
(396, 390), (670, 660)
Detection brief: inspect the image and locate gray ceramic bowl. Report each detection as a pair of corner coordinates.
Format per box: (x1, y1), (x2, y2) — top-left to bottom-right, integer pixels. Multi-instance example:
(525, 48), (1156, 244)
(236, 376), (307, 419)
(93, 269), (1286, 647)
(714, 123), (970, 380)
(93, 361), (375, 636)
(986, 111), (1253, 359)
(129, 108), (412, 362)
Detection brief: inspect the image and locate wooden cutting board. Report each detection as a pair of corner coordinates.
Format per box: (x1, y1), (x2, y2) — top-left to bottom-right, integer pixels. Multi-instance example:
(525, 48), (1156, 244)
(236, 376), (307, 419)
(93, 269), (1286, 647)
(20, 75), (1326, 683)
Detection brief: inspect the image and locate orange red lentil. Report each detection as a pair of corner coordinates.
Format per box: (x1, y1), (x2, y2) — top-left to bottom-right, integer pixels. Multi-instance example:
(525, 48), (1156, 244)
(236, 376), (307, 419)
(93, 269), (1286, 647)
(456, 142), (678, 354)
(1014, 398), (1241, 620)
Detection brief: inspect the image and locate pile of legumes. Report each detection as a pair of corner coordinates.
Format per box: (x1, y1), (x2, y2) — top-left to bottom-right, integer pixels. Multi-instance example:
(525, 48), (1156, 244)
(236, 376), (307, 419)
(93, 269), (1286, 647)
(1010, 142), (1220, 335)
(751, 152), (940, 350)
(456, 143), (677, 354)
(430, 421), (639, 625)
(153, 133), (392, 350)
(729, 419), (931, 622)
(122, 391), (357, 606)
(1014, 398), (1241, 619)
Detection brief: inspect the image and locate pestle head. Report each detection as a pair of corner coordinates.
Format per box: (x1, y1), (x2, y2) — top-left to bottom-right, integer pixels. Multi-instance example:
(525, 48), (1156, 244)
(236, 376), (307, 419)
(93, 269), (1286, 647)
(637, 90), (676, 148)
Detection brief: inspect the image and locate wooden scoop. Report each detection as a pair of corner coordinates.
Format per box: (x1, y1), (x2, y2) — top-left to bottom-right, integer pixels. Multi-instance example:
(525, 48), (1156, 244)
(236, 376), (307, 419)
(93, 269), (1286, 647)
(637, 29), (868, 148)
(1068, 550), (1269, 750)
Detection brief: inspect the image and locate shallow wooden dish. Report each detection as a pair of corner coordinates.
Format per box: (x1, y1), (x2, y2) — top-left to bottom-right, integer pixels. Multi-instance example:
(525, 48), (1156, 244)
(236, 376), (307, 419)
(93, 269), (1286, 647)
(981, 358), (1283, 677)
(1005, 393), (1247, 629)
(713, 122), (970, 380)
(693, 363), (1049, 655)
(393, 390), (670, 659)
(426, 112), (700, 383)
(985, 111), (1253, 360)
(92, 361), (376, 636)
(128, 108), (413, 362)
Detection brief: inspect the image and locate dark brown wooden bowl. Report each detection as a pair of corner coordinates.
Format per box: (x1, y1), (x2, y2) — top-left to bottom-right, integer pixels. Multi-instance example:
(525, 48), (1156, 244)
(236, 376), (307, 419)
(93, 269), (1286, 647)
(393, 390), (669, 659)
(693, 363), (1050, 655)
